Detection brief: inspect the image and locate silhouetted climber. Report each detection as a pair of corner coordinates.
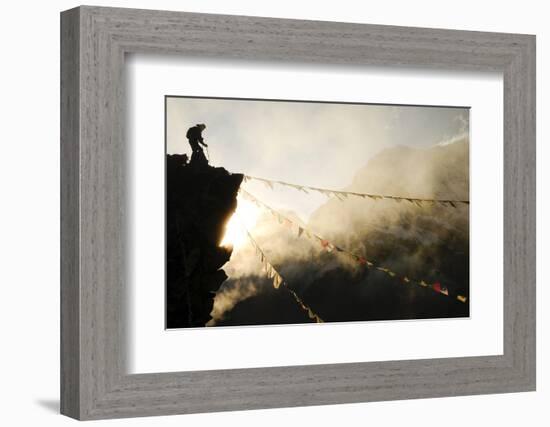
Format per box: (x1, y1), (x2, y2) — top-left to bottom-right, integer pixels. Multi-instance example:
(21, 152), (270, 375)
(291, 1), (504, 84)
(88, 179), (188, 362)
(186, 123), (209, 166)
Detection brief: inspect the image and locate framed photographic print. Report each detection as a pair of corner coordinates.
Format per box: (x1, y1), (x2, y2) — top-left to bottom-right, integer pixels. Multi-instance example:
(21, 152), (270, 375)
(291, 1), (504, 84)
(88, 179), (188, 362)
(61, 6), (536, 420)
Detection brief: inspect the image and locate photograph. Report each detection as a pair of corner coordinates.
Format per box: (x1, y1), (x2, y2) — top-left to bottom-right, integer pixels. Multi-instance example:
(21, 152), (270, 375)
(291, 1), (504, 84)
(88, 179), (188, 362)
(165, 96), (470, 329)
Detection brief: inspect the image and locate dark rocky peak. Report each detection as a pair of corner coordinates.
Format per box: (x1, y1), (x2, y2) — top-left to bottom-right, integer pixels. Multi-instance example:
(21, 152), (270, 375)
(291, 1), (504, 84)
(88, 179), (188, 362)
(166, 154), (243, 328)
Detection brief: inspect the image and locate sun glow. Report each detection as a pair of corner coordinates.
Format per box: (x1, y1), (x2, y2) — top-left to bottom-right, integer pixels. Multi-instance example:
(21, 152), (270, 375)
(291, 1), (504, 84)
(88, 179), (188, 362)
(220, 197), (261, 249)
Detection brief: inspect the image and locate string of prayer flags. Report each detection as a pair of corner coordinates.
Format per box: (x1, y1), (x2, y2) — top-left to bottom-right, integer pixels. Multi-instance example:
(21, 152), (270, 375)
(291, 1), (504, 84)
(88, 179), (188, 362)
(286, 288), (324, 323)
(377, 267), (396, 277)
(356, 255), (373, 267)
(239, 189), (468, 305)
(242, 174), (469, 207)
(242, 221), (324, 323)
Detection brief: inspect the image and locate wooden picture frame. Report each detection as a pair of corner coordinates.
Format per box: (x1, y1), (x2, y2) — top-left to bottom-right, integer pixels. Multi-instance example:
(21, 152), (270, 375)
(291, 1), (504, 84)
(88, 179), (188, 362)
(60, 5), (536, 420)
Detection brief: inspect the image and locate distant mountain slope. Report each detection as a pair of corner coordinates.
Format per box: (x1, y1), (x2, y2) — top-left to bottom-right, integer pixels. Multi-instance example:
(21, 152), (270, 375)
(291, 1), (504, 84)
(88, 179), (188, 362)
(309, 138), (468, 236)
(307, 138), (469, 305)
(350, 138), (468, 199)
(215, 140), (470, 326)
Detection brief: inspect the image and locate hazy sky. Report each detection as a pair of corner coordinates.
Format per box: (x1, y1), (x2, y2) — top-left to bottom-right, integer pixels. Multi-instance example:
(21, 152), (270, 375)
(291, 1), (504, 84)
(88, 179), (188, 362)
(166, 96), (468, 221)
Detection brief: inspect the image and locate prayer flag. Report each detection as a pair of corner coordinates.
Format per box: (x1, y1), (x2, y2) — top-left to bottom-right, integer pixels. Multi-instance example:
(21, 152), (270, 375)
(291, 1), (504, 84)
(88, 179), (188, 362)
(432, 282), (449, 295)
(273, 274), (282, 289)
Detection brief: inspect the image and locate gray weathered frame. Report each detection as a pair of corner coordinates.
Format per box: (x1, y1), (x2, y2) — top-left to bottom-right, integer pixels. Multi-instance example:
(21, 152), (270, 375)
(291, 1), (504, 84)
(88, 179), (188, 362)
(60, 5), (536, 420)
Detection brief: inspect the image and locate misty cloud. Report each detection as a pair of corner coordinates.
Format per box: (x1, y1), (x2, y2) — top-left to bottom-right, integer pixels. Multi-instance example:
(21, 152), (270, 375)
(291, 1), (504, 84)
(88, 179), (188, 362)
(207, 278), (259, 325)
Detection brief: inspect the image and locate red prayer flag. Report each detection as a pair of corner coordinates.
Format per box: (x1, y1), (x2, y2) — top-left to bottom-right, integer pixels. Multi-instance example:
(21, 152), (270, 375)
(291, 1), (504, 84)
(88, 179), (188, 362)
(433, 282), (449, 295)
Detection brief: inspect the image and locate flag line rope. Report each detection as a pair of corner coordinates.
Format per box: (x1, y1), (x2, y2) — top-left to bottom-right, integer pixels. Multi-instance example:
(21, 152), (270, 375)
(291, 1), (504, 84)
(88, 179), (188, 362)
(242, 174), (469, 207)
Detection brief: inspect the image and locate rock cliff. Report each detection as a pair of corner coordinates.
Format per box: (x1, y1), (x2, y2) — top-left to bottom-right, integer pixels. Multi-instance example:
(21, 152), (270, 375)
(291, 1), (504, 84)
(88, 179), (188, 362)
(166, 154), (243, 328)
